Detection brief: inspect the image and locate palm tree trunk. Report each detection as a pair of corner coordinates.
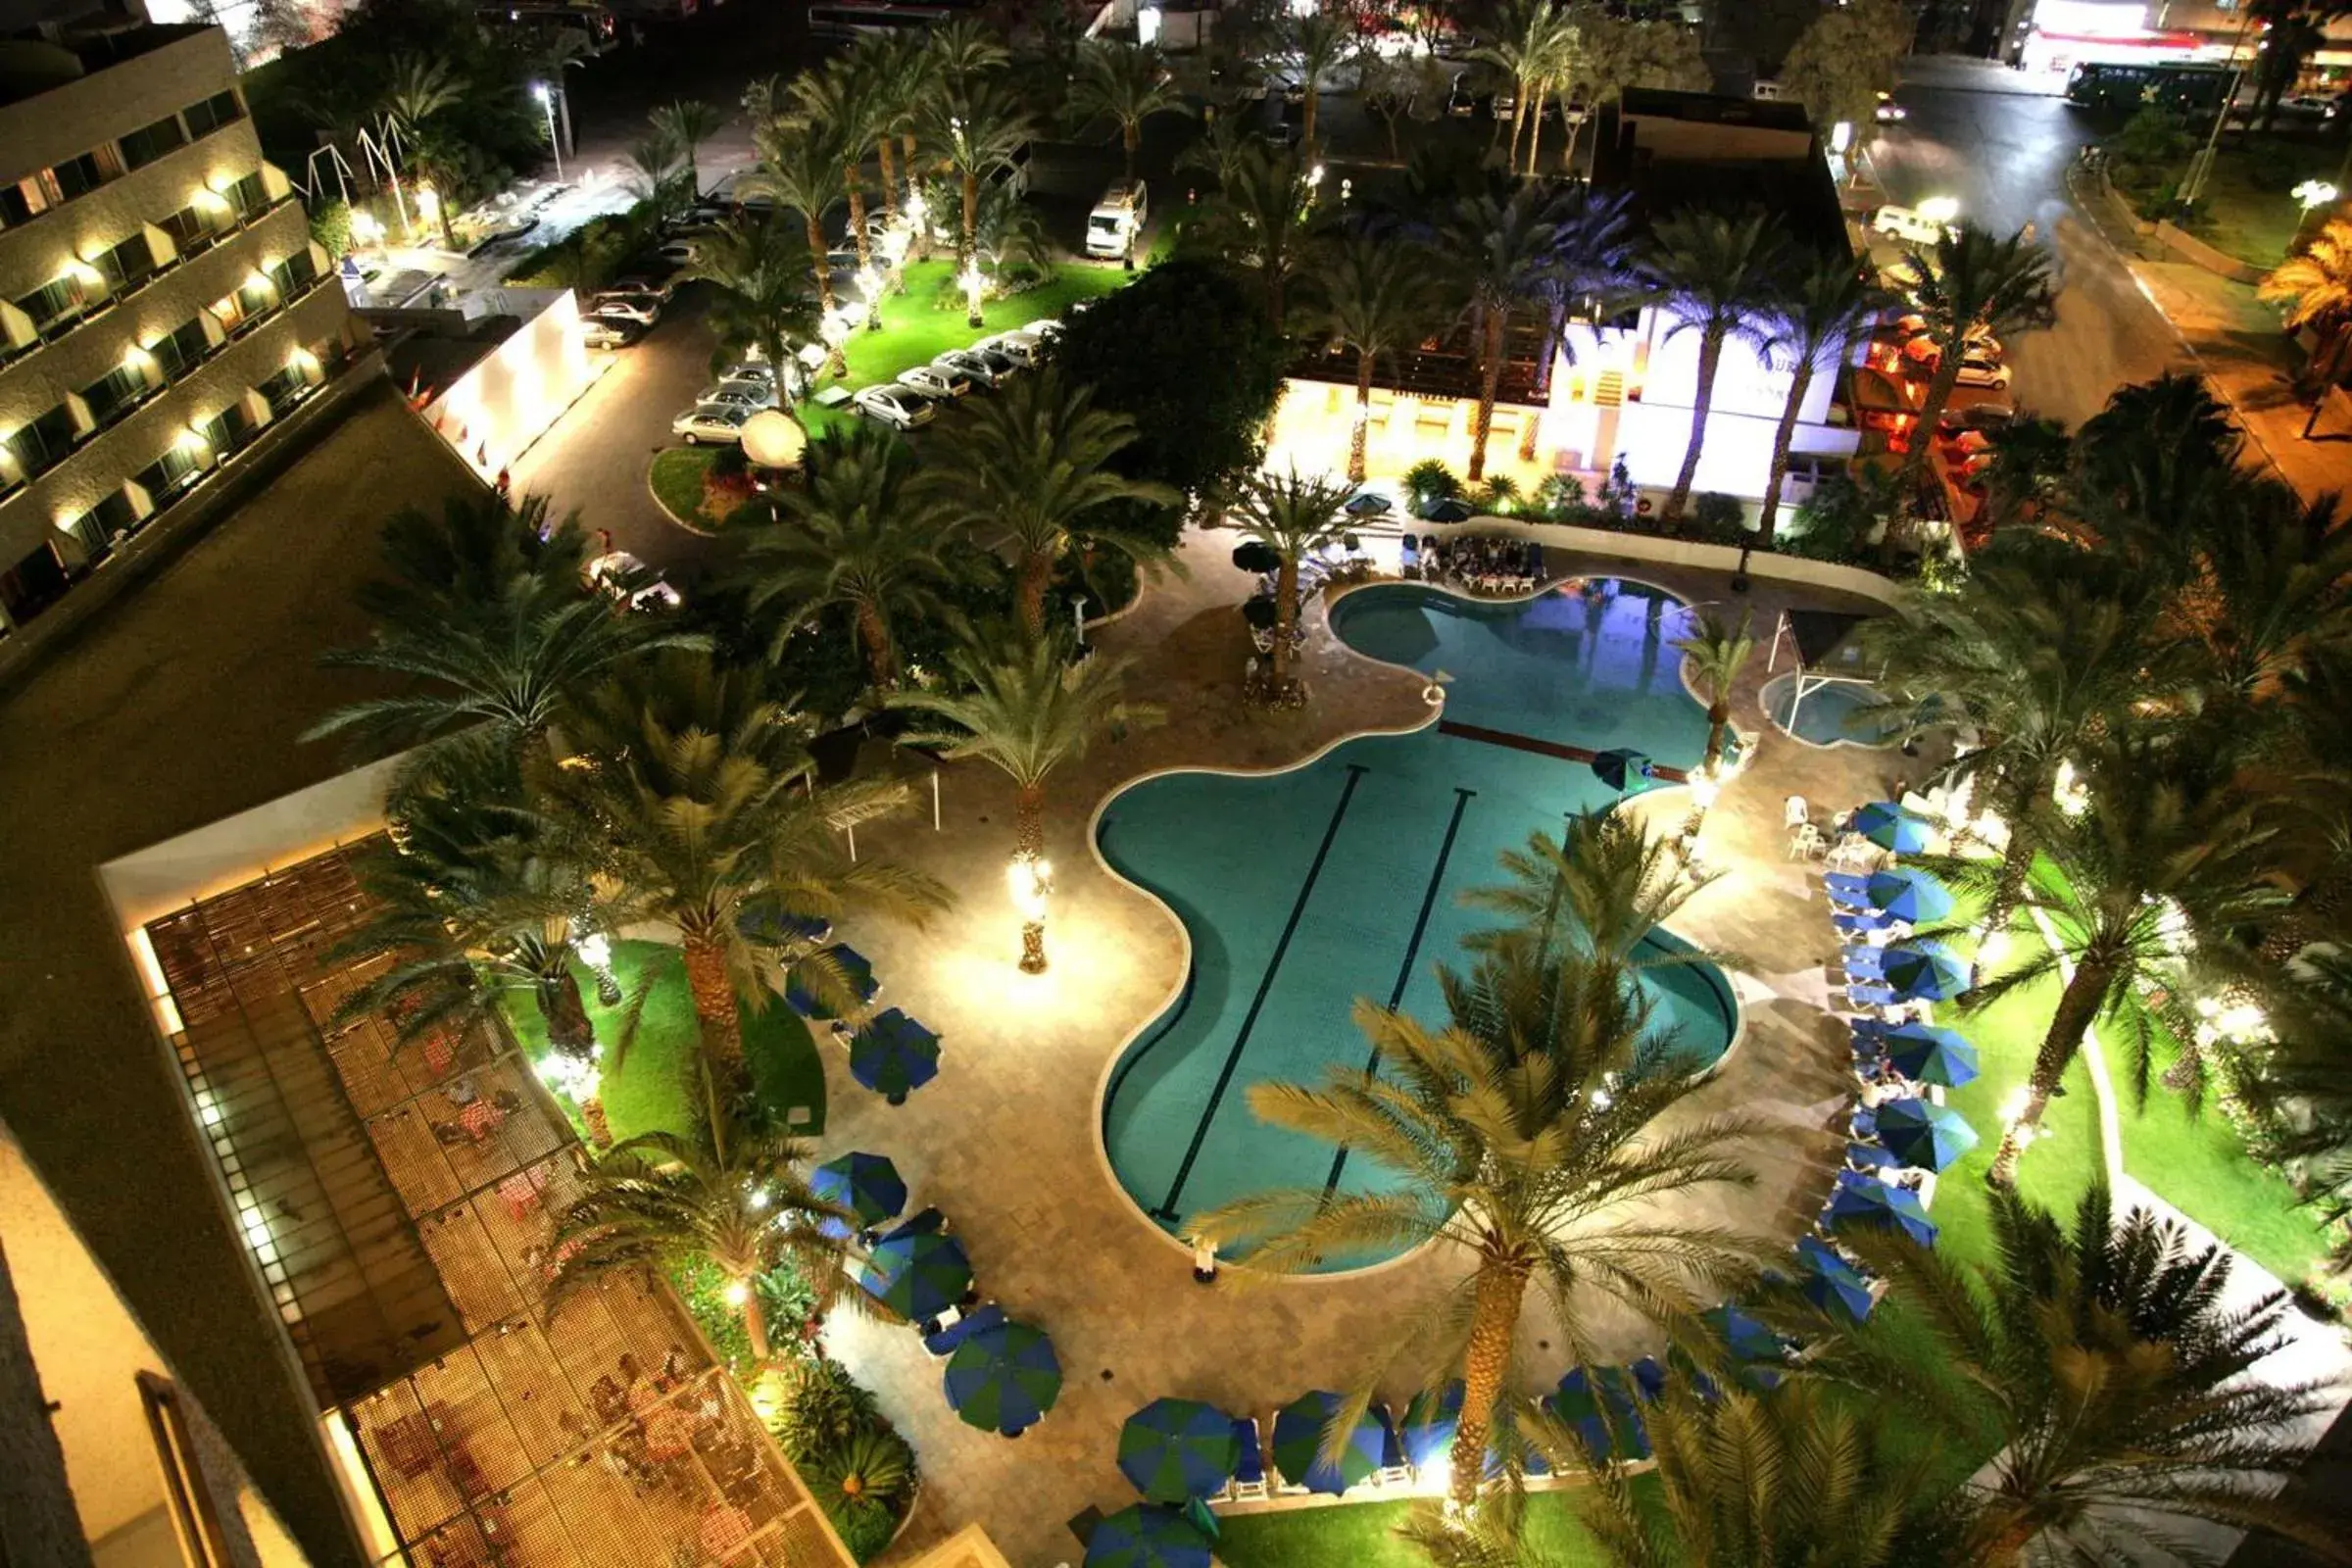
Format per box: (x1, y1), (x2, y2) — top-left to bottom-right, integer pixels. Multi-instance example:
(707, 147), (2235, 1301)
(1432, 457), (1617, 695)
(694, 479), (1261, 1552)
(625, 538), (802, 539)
(1016, 550), (1054, 639)
(1704, 700), (1731, 772)
(2261, 869), (2350, 963)
(902, 134), (920, 206)
(1349, 350), (1374, 483)
(1123, 122), (1140, 180)
(1467, 308), (1507, 484)
(538, 964), (595, 1058)
(681, 934), (744, 1068)
(1526, 91), (1546, 173)
(1664, 329), (1725, 528)
(846, 172), (872, 271)
(1988, 957), (2113, 1186)
(1015, 781), (1046, 858)
(960, 170), (980, 270)
(1450, 1258), (1532, 1511)
(1984, 808), (2038, 939)
(1757, 360), (1815, 541)
(1303, 88), (1319, 163)
(804, 215), (846, 378)
(856, 602), (897, 691)
(740, 1278), (774, 1361)
(1272, 558), (1298, 688)
(1508, 95), (1530, 173)
(1907, 355), (1966, 478)
(877, 137), (898, 212)
(1561, 114), (1585, 179)
(580, 1094), (613, 1149)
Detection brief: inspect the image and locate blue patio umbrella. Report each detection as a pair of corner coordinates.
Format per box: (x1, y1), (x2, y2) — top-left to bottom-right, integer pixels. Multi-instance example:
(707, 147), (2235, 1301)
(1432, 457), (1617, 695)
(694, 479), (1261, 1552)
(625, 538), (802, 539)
(1592, 748), (1653, 792)
(1875, 1098), (1981, 1172)
(1085, 1504), (1211, 1568)
(1343, 490), (1394, 517)
(1850, 802), (1934, 855)
(1119, 1399), (1242, 1502)
(1880, 941), (1971, 1002)
(1671, 1305), (1786, 1396)
(1629, 1356), (1668, 1401)
(1827, 1174), (1940, 1248)
(1271, 1391), (1385, 1494)
(1552, 1367), (1652, 1462)
(784, 943), (878, 1020)
(858, 1231), (972, 1319)
(945, 1319), (1061, 1435)
(810, 1152), (906, 1231)
(848, 1008), (941, 1104)
(1795, 1235), (1876, 1323)
(1864, 867), (1955, 923)
(1846, 1140), (1901, 1170)
(736, 892), (832, 948)
(1884, 1024), (1980, 1089)
(1399, 1382), (1462, 1469)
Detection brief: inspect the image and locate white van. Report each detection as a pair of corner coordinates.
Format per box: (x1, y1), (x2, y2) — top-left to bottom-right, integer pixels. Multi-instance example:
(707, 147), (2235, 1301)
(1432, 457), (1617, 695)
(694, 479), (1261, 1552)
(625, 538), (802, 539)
(1871, 205), (1949, 246)
(1086, 179), (1149, 259)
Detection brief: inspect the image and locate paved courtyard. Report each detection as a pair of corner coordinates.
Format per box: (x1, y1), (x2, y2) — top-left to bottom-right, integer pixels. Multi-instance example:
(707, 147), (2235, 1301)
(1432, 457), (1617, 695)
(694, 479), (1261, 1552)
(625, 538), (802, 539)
(807, 529), (1925, 1564)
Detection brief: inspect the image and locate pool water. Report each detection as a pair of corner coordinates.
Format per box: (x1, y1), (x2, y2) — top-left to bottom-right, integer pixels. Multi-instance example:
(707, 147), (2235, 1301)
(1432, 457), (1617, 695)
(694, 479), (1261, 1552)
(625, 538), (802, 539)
(1096, 579), (1740, 1267)
(1759, 671), (1898, 749)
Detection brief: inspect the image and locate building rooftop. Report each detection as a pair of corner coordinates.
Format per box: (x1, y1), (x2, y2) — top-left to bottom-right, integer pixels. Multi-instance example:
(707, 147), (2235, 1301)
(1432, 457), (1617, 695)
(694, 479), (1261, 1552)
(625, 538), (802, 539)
(1594, 87), (1851, 261)
(0, 19), (212, 106)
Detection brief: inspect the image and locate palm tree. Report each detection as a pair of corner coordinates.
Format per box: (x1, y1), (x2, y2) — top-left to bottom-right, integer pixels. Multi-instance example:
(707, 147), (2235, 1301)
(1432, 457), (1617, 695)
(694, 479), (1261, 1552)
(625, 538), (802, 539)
(1175, 111), (1258, 195)
(549, 1107), (861, 1360)
(686, 217), (820, 394)
(1757, 257), (1887, 538)
(739, 423), (963, 693)
(1559, 1379), (1950, 1568)
(1284, 7), (1354, 161)
(1811, 1185), (2343, 1565)
(1672, 607), (1753, 774)
(1863, 564), (2162, 940)
(1644, 209), (1792, 529)
(921, 370), (1181, 636)
(651, 99), (721, 200)
(1069, 40), (1190, 180)
(619, 128), (688, 217)
(739, 119), (850, 374)
(541, 653), (950, 1081)
(1234, 468), (1352, 693)
(1195, 939), (1756, 1516)
(1193, 144), (1321, 332)
(2236, 947), (2352, 1252)
(925, 15), (1010, 90)
(1313, 236), (1434, 483)
(2258, 215), (2352, 424)
(889, 630), (1160, 971)
(1458, 810), (1712, 978)
(785, 66), (879, 272)
(307, 493), (703, 757)
(384, 53), (465, 249)
(1899, 224), (2058, 474)
(1944, 745), (2283, 1185)
(1433, 185), (1567, 484)
(1473, 0), (1573, 175)
(917, 78), (1035, 287)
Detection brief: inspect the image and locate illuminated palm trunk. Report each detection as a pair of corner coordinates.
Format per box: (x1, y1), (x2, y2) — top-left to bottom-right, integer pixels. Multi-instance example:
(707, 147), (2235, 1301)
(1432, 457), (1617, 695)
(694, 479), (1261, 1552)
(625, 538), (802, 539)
(876, 137), (898, 214)
(682, 935), (743, 1068)
(1988, 957), (2111, 1186)
(1271, 558), (1299, 688)
(739, 1277), (773, 1361)
(1757, 358), (1816, 540)
(845, 170), (872, 272)
(1016, 551), (1054, 639)
(1664, 328), (1725, 528)
(857, 602), (898, 692)
(803, 215), (847, 379)
(1467, 306), (1508, 483)
(1014, 782), (1048, 974)
(1349, 351), (1374, 483)
(901, 133), (920, 206)
(1450, 1257), (1531, 1511)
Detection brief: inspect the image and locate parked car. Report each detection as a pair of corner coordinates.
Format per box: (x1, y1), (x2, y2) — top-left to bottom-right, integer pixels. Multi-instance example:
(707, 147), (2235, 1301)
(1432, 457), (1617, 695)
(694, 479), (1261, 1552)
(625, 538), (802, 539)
(1086, 179), (1149, 259)
(1021, 318), (1065, 345)
(717, 358), (780, 387)
(979, 331), (1045, 368)
(580, 317), (643, 350)
(585, 551), (684, 612)
(854, 383), (939, 429)
(587, 293), (661, 325)
(1871, 205), (1949, 246)
(1260, 121), (1302, 151)
(1491, 88), (1517, 120)
(901, 363), (975, 399)
(671, 405), (752, 444)
(1875, 91), (1907, 122)
(988, 140), (1034, 199)
(1953, 357), (2013, 390)
(697, 384), (773, 414)
(933, 348), (1008, 387)
(654, 238), (702, 268)
(1446, 71), (1477, 117)
(1937, 400), (2016, 431)
(606, 273), (678, 303)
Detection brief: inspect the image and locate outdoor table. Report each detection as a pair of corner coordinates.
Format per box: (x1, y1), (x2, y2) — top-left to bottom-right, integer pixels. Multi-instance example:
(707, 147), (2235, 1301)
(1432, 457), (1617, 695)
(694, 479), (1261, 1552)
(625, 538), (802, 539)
(460, 1099), (505, 1140)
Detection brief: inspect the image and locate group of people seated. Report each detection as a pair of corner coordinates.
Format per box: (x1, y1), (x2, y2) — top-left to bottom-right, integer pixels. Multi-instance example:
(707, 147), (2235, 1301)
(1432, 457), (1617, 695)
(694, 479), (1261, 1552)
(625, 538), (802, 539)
(565, 1346), (722, 1496)
(1401, 533), (1547, 595)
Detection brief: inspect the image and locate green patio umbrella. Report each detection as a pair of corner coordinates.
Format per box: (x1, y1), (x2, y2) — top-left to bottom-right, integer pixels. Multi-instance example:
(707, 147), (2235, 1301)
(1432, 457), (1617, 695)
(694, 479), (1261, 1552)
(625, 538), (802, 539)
(1085, 1504), (1210, 1568)
(1118, 1398), (1242, 1501)
(944, 1319), (1061, 1435)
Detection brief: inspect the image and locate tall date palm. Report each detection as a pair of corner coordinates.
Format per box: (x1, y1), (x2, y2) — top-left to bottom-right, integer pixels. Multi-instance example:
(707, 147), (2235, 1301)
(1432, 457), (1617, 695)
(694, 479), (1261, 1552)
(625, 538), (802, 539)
(1644, 208), (1791, 528)
(1313, 237), (1434, 483)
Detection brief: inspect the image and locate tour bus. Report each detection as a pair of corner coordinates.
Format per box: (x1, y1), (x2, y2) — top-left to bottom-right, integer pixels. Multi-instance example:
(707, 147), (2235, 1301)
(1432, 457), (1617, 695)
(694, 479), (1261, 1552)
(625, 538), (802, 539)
(2064, 60), (2233, 115)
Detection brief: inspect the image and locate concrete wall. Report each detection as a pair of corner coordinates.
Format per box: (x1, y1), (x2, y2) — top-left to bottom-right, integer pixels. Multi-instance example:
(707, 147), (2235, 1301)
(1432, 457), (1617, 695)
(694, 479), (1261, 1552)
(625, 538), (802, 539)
(417, 289), (596, 480)
(1424, 513), (1907, 608)
(0, 28), (236, 200)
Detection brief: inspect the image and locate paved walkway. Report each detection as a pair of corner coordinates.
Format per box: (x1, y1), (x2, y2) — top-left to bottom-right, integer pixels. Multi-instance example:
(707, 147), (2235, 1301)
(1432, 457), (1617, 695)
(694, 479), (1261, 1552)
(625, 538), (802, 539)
(802, 529), (1936, 1565)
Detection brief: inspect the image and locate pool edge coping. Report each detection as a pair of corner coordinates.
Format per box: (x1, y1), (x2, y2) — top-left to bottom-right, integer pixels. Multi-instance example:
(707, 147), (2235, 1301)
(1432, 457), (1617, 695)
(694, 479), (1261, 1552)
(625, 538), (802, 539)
(1082, 570), (1753, 1282)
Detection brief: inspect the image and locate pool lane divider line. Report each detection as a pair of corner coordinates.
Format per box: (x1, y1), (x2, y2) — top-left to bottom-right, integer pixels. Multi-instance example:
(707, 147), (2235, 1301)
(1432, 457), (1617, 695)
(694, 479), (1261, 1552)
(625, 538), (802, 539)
(1322, 784), (1477, 1200)
(1437, 719), (1691, 784)
(1152, 763), (1370, 1223)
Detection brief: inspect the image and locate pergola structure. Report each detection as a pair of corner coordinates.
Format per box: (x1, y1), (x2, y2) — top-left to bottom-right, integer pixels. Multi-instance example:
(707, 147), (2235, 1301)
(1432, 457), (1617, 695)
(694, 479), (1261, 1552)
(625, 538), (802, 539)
(1763, 608), (1882, 740)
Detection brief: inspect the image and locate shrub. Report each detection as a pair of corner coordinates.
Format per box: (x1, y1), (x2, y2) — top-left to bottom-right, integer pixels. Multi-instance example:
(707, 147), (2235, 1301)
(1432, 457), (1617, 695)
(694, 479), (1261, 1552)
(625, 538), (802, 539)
(827, 1495), (901, 1563)
(764, 1355), (880, 1461)
(309, 199), (353, 260)
(809, 1429), (914, 1509)
(1691, 491), (1746, 541)
(1403, 459), (1461, 513)
(1470, 474), (1520, 514)
(1533, 472), (1587, 521)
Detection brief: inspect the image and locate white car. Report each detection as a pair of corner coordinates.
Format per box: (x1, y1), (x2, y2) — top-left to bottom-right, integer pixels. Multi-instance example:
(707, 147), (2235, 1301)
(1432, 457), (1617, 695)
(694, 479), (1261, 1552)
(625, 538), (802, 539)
(585, 551), (684, 612)
(671, 405), (752, 444)
(854, 384), (939, 429)
(1021, 318), (1065, 344)
(654, 238), (702, 267)
(587, 294), (661, 325)
(1953, 358), (2013, 390)
(1875, 93), (1907, 122)
(697, 384), (773, 414)
(1938, 401), (2016, 432)
(580, 318), (642, 350)
(900, 363), (975, 399)
(979, 332), (1045, 368)
(1871, 206), (1949, 247)
(718, 359), (779, 386)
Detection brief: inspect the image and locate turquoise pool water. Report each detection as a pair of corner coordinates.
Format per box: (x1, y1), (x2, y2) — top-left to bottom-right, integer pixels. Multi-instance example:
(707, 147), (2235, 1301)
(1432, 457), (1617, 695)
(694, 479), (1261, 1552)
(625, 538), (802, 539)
(1759, 671), (1897, 749)
(1096, 579), (1740, 1266)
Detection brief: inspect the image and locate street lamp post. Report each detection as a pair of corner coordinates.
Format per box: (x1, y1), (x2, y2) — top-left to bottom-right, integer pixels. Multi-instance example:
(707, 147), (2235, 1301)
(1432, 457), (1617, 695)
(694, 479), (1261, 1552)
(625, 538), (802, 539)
(533, 83), (564, 182)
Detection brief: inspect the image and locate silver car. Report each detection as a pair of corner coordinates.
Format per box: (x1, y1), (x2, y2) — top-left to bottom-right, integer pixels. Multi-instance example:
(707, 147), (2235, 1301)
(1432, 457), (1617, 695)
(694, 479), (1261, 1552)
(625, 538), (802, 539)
(900, 363), (975, 400)
(698, 381), (775, 412)
(853, 383), (939, 430)
(934, 348), (1012, 388)
(671, 405), (751, 444)
(979, 332), (1044, 368)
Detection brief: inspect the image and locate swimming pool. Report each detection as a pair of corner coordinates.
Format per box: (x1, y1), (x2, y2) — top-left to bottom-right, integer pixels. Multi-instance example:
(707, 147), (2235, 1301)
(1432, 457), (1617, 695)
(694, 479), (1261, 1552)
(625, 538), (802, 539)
(1095, 579), (1741, 1268)
(1759, 671), (1898, 749)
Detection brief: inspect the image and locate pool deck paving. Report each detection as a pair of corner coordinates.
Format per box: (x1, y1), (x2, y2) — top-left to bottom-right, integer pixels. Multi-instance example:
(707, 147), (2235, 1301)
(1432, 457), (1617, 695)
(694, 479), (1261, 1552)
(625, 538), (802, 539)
(812, 529), (1932, 1565)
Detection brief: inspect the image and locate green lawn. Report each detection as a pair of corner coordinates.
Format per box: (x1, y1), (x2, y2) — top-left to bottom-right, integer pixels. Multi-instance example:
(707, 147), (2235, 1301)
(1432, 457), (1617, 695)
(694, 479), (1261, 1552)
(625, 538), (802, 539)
(1215, 1486), (1639, 1568)
(501, 939), (826, 1141)
(649, 446), (721, 530)
(797, 259), (1134, 436)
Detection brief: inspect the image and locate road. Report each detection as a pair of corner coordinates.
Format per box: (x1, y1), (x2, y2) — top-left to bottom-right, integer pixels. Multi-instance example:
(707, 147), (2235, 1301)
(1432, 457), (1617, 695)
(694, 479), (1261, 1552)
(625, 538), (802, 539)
(1872, 65), (2194, 429)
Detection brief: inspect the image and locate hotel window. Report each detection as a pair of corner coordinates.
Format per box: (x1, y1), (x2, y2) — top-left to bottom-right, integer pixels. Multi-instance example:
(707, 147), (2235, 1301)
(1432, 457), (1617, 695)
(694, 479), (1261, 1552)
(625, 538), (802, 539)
(0, 173), (51, 227)
(258, 364), (309, 415)
(88, 230), (160, 294)
(119, 113), (189, 171)
(223, 170), (270, 220)
(181, 89), (245, 139)
(0, 540), (70, 625)
(69, 486), (141, 560)
(134, 444), (205, 507)
(47, 148), (117, 202)
(15, 273), (90, 335)
(79, 361), (154, 429)
(148, 317), (213, 380)
(199, 402), (259, 459)
(270, 247), (321, 297)
(4, 405), (81, 481)
(158, 201), (217, 254)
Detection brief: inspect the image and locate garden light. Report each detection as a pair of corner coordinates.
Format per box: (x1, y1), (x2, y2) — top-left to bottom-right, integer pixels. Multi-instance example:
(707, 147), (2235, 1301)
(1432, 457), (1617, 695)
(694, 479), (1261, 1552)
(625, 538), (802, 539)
(1998, 1086), (2032, 1125)
(2295, 179), (2339, 211)
(723, 1279), (750, 1307)
(960, 264), (985, 328)
(1008, 853), (1054, 974)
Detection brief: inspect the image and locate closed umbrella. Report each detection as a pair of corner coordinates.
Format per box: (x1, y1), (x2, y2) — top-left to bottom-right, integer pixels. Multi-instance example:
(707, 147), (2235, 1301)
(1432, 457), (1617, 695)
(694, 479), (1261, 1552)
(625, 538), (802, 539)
(858, 1231), (971, 1319)
(1875, 1098), (1980, 1172)
(1118, 1398), (1241, 1502)
(1795, 1235), (1876, 1323)
(1085, 1504), (1210, 1568)
(1270, 1391), (1384, 1495)
(1880, 941), (1971, 1002)
(1863, 867), (1954, 922)
(785, 943), (878, 1019)
(1399, 1382), (1462, 1469)
(1827, 1173), (1939, 1248)
(848, 1008), (941, 1104)
(810, 1152), (906, 1230)
(945, 1320), (1060, 1435)
(1884, 1024), (1980, 1088)
(1850, 802), (1934, 854)
(1592, 748), (1653, 792)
